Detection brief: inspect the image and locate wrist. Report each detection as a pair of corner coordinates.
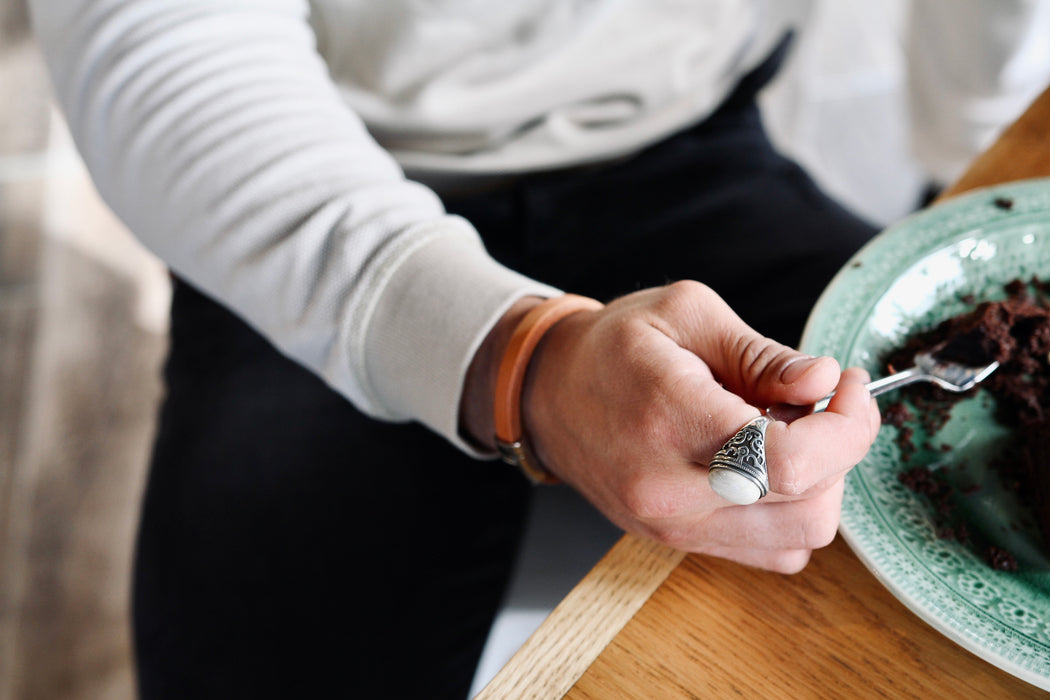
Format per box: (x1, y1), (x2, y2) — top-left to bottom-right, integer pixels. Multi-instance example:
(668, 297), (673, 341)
(490, 294), (604, 483)
(459, 296), (545, 452)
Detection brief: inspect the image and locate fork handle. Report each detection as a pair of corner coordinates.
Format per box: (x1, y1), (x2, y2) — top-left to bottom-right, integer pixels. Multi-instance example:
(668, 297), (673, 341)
(863, 366), (925, 399)
(768, 366), (924, 422)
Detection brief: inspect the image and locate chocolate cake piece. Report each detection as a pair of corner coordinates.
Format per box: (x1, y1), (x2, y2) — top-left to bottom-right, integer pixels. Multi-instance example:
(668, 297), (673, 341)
(886, 279), (1050, 566)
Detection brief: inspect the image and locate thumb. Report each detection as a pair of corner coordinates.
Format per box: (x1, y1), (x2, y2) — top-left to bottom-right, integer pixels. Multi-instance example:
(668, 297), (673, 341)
(723, 344), (842, 408)
(660, 283), (840, 406)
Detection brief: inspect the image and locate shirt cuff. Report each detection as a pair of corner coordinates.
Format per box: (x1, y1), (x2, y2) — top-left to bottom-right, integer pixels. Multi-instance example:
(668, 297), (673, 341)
(359, 217), (562, 456)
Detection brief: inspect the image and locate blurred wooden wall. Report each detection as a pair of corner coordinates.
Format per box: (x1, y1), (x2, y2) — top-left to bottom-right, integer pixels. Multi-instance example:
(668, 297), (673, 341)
(0, 0), (170, 697)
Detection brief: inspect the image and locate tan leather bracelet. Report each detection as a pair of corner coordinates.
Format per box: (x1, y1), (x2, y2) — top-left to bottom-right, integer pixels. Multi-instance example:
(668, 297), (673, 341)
(494, 294), (604, 484)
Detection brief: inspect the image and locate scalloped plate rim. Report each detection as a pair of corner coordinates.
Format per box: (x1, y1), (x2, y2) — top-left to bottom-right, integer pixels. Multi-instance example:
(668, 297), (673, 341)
(799, 177), (1050, 691)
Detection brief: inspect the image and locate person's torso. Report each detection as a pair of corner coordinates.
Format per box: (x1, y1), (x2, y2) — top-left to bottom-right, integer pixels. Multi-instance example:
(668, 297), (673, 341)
(308, 0), (794, 174)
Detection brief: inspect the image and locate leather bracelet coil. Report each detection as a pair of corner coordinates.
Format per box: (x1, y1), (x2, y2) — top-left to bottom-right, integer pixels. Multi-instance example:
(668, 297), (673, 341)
(494, 294), (604, 484)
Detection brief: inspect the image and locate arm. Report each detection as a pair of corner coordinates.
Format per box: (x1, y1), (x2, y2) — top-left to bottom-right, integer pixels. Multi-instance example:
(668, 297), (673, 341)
(28, 0), (559, 453)
(31, 0), (881, 572)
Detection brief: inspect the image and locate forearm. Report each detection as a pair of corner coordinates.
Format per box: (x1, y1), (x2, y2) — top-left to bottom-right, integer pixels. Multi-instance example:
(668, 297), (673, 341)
(28, 0), (560, 451)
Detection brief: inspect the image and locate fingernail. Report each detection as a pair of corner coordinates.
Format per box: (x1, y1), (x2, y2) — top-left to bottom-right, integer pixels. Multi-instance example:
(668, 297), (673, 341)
(780, 355), (822, 384)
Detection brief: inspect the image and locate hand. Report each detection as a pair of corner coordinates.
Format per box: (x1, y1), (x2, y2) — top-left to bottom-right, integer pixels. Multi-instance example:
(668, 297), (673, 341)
(521, 281), (880, 573)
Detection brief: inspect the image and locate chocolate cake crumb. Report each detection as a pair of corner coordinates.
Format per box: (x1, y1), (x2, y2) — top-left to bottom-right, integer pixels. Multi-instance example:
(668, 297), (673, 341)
(899, 465), (941, 496)
(882, 402), (912, 429)
(986, 546), (1018, 571)
(1004, 278), (1027, 299)
(939, 523), (972, 544)
(897, 425), (916, 462)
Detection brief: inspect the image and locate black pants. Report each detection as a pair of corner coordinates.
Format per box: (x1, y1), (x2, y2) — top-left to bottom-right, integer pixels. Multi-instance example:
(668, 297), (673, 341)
(132, 54), (877, 700)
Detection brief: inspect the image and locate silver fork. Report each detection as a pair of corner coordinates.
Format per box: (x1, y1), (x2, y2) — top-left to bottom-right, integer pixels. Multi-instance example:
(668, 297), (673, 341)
(710, 350), (1001, 505)
(767, 350), (1000, 422)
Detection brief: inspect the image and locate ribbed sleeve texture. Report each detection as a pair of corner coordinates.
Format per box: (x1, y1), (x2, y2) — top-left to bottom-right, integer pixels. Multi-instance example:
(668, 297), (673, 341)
(29, 0), (560, 454)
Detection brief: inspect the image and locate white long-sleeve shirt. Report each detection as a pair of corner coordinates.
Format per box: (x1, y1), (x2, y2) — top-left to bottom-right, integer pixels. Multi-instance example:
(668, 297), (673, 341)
(26, 0), (1050, 454)
(27, 0), (787, 454)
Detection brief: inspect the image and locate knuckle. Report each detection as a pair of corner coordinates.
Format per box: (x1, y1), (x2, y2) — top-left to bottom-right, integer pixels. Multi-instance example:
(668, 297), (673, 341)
(802, 513), (839, 549)
(665, 279), (707, 301)
(732, 334), (768, 371)
(729, 334), (790, 386)
(769, 451), (804, 495)
(606, 312), (642, 349)
(621, 477), (687, 521)
(653, 280), (710, 317)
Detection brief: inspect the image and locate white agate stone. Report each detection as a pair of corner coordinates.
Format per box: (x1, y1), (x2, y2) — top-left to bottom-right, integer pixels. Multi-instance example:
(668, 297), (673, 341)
(708, 469), (762, 506)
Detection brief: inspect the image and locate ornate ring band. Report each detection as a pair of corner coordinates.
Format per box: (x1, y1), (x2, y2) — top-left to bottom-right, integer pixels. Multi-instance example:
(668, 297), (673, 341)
(707, 415), (771, 505)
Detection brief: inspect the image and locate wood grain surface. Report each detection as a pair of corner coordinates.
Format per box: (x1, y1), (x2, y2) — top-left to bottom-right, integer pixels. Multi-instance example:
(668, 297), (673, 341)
(480, 84), (1050, 700)
(475, 535), (684, 700)
(567, 539), (1045, 699)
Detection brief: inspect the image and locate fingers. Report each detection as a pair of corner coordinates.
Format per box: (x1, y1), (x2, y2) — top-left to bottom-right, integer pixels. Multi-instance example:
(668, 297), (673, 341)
(765, 367), (880, 496)
(644, 281), (842, 407)
(635, 475), (846, 552)
(626, 478), (846, 575)
(675, 364), (877, 498)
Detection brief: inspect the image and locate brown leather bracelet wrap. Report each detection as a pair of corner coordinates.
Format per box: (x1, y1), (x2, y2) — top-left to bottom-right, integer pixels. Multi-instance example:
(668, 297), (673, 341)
(494, 294), (603, 484)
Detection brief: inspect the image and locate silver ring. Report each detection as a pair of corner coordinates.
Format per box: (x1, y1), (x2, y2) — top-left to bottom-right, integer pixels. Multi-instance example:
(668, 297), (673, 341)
(707, 415), (771, 505)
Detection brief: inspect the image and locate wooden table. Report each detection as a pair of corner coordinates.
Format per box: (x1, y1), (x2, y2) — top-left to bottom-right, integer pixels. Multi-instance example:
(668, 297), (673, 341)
(477, 85), (1050, 700)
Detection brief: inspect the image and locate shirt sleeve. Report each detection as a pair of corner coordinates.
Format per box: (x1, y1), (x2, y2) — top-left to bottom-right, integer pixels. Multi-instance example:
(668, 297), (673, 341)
(907, 0), (1050, 184)
(27, 0), (560, 455)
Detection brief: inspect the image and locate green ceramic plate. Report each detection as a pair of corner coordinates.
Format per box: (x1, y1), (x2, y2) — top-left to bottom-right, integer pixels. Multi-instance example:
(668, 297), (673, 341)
(800, 178), (1050, 691)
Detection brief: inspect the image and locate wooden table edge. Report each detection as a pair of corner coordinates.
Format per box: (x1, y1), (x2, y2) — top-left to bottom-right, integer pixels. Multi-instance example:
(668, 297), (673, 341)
(476, 83), (1050, 700)
(474, 535), (685, 700)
